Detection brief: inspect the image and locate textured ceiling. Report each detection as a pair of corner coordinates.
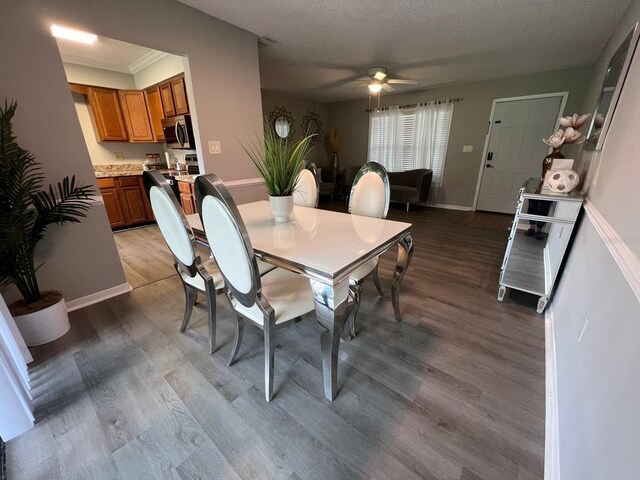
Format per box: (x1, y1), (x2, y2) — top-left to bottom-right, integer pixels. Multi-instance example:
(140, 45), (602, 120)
(179, 0), (630, 103)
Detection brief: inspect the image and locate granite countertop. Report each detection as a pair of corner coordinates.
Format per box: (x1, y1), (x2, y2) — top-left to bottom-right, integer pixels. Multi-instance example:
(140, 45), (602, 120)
(93, 164), (199, 182)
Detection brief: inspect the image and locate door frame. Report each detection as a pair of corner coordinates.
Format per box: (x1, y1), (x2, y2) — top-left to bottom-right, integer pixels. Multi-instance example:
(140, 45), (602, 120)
(472, 92), (569, 211)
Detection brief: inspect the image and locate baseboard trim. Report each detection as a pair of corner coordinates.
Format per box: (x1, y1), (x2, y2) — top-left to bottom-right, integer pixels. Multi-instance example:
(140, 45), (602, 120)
(65, 283), (132, 312)
(432, 203), (473, 211)
(584, 199), (640, 303)
(545, 306), (560, 480)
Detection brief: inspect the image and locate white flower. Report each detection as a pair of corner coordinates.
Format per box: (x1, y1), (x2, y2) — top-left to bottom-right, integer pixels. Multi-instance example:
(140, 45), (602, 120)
(559, 113), (591, 129)
(562, 127), (584, 145)
(543, 130), (565, 148)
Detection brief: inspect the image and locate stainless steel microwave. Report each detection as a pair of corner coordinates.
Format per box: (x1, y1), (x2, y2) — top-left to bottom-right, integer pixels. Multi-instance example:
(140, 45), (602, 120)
(161, 115), (195, 149)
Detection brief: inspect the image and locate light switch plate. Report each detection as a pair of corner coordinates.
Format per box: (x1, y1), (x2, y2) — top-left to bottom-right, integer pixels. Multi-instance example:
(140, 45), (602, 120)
(463, 145), (473, 153)
(209, 141), (221, 155)
(114, 152), (124, 161)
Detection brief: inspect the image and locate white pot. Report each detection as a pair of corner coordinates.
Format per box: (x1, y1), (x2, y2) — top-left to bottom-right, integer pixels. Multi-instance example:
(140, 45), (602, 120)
(269, 195), (293, 223)
(13, 296), (70, 347)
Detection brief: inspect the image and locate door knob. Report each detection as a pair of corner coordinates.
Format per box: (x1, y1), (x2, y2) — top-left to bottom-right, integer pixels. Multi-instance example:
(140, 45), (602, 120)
(485, 164), (494, 168)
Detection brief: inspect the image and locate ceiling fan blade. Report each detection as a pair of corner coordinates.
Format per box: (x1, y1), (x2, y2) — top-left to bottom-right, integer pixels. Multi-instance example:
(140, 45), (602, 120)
(382, 83), (396, 92)
(387, 79), (418, 85)
(349, 83), (369, 90)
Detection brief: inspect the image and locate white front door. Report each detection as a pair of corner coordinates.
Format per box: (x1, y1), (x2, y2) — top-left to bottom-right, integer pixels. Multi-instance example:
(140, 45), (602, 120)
(476, 96), (563, 213)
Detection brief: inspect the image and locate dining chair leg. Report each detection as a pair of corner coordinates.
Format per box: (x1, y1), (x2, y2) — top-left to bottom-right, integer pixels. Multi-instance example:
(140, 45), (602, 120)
(205, 280), (217, 354)
(347, 284), (361, 339)
(372, 264), (384, 296)
(228, 315), (244, 366)
(264, 324), (276, 401)
(180, 282), (196, 334)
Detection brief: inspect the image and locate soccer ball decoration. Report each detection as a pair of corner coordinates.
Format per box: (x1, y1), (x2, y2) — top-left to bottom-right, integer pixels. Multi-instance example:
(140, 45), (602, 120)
(548, 169), (579, 193)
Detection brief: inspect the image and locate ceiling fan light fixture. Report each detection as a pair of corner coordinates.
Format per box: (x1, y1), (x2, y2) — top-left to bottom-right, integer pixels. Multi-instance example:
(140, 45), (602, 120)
(368, 81), (383, 94)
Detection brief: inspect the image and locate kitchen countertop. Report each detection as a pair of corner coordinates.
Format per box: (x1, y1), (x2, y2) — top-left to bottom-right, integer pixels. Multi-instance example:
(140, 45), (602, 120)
(93, 164), (199, 180)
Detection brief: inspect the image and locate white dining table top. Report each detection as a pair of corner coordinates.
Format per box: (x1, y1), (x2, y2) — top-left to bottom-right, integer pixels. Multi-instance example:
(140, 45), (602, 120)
(186, 201), (411, 284)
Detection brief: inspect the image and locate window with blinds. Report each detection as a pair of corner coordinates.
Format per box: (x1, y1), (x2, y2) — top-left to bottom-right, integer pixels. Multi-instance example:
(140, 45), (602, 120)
(367, 104), (453, 185)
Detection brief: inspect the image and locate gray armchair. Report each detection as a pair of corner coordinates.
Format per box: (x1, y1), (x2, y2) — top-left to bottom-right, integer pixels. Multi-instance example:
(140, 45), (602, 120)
(388, 169), (433, 211)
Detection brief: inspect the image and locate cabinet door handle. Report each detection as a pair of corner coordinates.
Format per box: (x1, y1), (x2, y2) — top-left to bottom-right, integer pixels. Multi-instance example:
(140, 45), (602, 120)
(485, 164), (494, 168)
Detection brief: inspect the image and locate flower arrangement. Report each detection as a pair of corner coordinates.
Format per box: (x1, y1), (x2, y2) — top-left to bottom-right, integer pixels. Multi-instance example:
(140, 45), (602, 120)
(543, 113), (591, 149)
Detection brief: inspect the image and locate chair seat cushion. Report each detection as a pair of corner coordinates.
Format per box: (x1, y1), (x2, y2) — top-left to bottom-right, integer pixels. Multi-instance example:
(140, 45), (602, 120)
(390, 185), (418, 203)
(235, 268), (315, 325)
(182, 258), (225, 291)
(349, 257), (379, 283)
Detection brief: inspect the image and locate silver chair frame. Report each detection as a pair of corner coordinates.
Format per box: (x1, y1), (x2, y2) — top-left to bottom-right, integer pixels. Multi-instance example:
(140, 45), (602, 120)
(142, 170), (221, 354)
(345, 161), (390, 339)
(195, 174), (305, 401)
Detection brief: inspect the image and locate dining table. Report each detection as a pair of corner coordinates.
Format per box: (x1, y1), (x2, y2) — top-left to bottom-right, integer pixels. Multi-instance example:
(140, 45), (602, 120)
(186, 200), (413, 401)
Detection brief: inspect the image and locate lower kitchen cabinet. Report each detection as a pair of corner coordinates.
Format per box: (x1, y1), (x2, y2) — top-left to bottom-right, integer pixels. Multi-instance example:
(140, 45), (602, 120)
(98, 176), (154, 229)
(178, 180), (197, 215)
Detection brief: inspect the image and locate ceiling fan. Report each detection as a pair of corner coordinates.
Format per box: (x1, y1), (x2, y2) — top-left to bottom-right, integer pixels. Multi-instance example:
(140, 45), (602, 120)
(356, 67), (418, 94)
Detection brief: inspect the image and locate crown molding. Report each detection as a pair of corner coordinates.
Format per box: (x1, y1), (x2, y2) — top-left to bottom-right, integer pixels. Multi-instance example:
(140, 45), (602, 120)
(128, 50), (169, 74)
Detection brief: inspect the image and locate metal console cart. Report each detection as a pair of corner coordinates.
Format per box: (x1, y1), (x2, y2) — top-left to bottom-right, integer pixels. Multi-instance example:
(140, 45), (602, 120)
(498, 178), (583, 313)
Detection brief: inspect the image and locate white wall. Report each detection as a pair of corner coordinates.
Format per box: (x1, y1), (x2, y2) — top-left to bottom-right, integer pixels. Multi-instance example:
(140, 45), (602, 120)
(550, 1), (640, 477)
(0, 0), (263, 303)
(134, 54), (185, 90)
(63, 62), (136, 89)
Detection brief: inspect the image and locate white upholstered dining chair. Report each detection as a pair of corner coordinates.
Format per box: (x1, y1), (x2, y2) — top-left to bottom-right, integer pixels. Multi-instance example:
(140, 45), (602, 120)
(293, 163), (320, 208)
(143, 170), (224, 354)
(194, 174), (316, 401)
(346, 161), (390, 338)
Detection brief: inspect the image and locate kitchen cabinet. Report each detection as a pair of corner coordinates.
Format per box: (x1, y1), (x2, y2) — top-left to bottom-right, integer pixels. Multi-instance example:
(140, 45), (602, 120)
(178, 181), (197, 215)
(159, 83), (176, 117)
(118, 90), (154, 142)
(170, 77), (189, 115)
(158, 74), (189, 118)
(97, 176), (154, 229)
(87, 87), (128, 141)
(144, 87), (165, 142)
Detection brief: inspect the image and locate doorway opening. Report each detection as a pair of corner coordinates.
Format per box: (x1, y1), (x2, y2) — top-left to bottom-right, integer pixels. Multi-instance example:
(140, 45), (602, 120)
(473, 92), (568, 214)
(54, 33), (201, 289)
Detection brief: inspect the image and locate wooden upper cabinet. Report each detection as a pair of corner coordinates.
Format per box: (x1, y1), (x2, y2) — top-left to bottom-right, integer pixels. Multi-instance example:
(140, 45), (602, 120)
(144, 87), (165, 142)
(159, 83), (176, 117)
(171, 77), (189, 115)
(118, 90), (154, 142)
(87, 87), (128, 141)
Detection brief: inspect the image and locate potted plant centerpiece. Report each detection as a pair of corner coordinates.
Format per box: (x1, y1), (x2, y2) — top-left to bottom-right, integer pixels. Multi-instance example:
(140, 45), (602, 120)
(0, 101), (94, 346)
(243, 119), (315, 222)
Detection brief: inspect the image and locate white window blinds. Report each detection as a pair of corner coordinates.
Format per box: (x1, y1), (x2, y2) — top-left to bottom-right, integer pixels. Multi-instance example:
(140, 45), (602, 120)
(367, 102), (454, 202)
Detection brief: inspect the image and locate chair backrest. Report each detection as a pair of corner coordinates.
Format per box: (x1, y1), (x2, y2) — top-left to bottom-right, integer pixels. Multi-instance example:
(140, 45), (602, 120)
(194, 174), (261, 308)
(293, 163), (319, 208)
(348, 162), (390, 218)
(142, 170), (197, 271)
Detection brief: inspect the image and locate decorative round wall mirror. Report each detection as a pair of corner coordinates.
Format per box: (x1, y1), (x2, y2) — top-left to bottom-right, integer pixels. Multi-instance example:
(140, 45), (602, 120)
(268, 106), (295, 139)
(301, 110), (323, 146)
(274, 116), (290, 138)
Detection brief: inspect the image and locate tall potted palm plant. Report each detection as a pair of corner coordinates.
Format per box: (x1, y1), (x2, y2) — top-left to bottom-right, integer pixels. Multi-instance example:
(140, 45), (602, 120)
(0, 100), (94, 346)
(242, 120), (315, 222)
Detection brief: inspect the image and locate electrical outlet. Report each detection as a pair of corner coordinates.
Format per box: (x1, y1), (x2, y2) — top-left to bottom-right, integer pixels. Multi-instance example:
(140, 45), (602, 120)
(114, 152), (124, 161)
(463, 145), (473, 153)
(209, 141), (221, 155)
(578, 312), (590, 342)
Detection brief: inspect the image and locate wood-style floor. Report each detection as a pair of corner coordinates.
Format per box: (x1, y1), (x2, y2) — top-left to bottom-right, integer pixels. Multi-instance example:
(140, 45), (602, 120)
(7, 203), (545, 480)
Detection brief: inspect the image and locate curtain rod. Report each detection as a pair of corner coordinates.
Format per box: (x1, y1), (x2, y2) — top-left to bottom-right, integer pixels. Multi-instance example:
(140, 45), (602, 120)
(365, 98), (462, 112)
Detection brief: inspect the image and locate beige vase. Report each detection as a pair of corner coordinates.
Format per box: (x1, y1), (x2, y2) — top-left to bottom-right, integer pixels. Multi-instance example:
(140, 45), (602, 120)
(13, 296), (70, 347)
(269, 195), (293, 223)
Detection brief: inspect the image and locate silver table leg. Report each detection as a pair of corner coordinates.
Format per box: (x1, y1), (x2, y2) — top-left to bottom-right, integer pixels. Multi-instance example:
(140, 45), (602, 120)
(310, 279), (349, 401)
(392, 234), (414, 322)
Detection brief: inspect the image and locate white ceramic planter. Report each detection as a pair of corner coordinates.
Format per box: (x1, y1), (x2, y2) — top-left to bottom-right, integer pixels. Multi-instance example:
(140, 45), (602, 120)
(13, 297), (70, 347)
(269, 195), (293, 223)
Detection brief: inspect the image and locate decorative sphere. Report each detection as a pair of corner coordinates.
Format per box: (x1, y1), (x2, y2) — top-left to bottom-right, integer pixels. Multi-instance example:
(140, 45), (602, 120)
(548, 169), (580, 193)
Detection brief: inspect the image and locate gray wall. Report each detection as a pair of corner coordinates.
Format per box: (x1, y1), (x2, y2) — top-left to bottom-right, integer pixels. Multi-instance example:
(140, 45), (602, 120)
(261, 90), (331, 168)
(551, 1), (640, 478)
(327, 67), (592, 207)
(0, 0), (263, 303)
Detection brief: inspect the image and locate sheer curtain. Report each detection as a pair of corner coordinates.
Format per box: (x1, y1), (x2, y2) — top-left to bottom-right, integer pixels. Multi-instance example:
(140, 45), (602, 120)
(368, 101), (454, 204)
